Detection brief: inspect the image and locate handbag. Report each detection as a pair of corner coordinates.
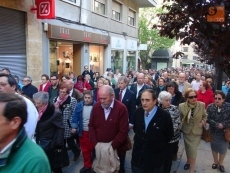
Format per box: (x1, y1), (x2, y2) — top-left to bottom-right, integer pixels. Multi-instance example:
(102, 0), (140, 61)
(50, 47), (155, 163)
(224, 127), (230, 142)
(124, 136), (132, 151)
(51, 147), (69, 168)
(201, 127), (212, 142)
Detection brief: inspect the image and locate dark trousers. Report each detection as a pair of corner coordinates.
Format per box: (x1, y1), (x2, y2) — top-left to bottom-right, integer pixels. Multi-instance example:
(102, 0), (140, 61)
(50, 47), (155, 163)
(118, 152), (126, 173)
(131, 163), (164, 173)
(163, 141), (179, 173)
(65, 135), (80, 156)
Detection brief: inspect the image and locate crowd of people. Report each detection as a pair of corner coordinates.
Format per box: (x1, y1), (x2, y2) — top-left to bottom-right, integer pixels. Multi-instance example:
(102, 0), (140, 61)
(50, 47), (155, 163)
(0, 65), (230, 173)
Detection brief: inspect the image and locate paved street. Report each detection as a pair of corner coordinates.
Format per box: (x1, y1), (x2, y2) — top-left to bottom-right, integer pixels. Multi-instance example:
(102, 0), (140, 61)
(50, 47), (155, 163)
(63, 131), (230, 173)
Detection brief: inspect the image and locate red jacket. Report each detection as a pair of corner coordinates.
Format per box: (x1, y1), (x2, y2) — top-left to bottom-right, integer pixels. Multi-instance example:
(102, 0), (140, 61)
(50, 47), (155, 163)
(89, 99), (129, 153)
(39, 82), (51, 92)
(197, 89), (214, 108)
(74, 81), (91, 93)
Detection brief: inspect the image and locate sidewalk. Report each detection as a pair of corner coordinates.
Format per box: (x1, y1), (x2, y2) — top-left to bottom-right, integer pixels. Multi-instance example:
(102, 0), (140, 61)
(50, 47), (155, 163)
(63, 133), (230, 173)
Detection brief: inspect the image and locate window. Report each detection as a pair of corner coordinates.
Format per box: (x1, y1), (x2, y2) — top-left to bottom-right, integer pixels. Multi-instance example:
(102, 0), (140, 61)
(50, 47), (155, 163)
(112, 1), (121, 21)
(182, 55), (188, 59)
(93, 0), (106, 15)
(128, 9), (135, 26)
(193, 56), (197, 60)
(67, 0), (76, 3)
(183, 47), (188, 52)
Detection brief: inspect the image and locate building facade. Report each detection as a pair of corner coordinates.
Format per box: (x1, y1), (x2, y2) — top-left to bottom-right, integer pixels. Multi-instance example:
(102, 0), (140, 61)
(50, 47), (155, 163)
(0, 0), (156, 86)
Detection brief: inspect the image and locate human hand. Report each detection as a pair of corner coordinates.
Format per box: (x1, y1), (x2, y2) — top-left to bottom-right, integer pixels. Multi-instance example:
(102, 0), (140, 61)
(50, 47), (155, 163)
(218, 123), (224, 129)
(199, 122), (203, 127)
(71, 128), (77, 133)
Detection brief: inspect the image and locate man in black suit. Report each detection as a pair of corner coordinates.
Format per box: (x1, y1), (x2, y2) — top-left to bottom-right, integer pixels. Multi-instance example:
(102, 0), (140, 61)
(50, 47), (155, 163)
(131, 89), (173, 173)
(114, 76), (135, 173)
(114, 76), (136, 127)
(130, 73), (151, 107)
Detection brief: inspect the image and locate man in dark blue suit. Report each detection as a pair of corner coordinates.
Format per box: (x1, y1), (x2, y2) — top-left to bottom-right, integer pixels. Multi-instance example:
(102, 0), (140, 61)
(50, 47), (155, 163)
(130, 73), (151, 107)
(115, 76), (136, 127)
(114, 76), (136, 173)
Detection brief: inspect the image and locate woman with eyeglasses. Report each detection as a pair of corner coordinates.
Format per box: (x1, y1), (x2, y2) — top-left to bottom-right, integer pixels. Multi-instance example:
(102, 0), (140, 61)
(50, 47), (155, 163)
(54, 83), (80, 163)
(179, 88), (207, 173)
(206, 91), (230, 172)
(197, 81), (215, 108)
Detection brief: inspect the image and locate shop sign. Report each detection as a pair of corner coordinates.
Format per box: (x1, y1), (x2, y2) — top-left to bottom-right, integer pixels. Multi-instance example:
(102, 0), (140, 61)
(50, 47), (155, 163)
(207, 6), (225, 22)
(111, 37), (125, 49)
(35, 0), (55, 19)
(47, 24), (110, 44)
(127, 40), (137, 50)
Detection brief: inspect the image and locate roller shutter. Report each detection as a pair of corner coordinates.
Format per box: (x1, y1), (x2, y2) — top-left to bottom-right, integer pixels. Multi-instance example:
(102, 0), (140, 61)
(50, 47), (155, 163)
(0, 6), (26, 79)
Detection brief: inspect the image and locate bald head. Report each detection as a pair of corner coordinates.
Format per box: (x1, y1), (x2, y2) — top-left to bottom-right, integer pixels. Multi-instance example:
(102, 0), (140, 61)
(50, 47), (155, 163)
(98, 85), (114, 109)
(64, 79), (74, 90)
(178, 73), (186, 84)
(137, 73), (145, 85)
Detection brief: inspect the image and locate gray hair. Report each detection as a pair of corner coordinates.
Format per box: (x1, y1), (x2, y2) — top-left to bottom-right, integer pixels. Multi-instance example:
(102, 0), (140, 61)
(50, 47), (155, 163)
(118, 76), (129, 84)
(33, 92), (49, 104)
(24, 76), (32, 82)
(158, 91), (172, 104)
(85, 74), (91, 80)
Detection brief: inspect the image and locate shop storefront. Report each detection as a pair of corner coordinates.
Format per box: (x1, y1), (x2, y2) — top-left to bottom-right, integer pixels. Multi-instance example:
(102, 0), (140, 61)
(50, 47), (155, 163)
(110, 37), (125, 73)
(126, 39), (137, 71)
(46, 24), (109, 79)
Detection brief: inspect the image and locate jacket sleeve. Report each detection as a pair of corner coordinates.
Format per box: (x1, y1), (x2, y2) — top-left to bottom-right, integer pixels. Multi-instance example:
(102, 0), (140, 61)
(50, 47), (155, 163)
(52, 111), (64, 147)
(206, 105), (218, 126)
(71, 102), (81, 129)
(111, 106), (129, 149)
(165, 111), (174, 142)
(69, 97), (77, 124)
(129, 92), (136, 125)
(89, 105), (98, 147)
(171, 106), (181, 133)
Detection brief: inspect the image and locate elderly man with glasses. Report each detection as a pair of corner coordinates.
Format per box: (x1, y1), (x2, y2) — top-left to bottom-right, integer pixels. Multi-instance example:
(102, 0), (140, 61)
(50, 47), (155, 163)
(22, 76), (38, 99)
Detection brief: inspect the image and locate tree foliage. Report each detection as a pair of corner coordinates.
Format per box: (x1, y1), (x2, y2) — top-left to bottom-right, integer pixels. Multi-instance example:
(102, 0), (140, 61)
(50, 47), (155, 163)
(138, 7), (175, 70)
(154, 0), (230, 76)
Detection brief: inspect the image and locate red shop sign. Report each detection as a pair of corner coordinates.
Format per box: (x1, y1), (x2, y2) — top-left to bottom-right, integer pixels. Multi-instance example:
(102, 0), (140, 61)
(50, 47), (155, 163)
(35, 0), (55, 19)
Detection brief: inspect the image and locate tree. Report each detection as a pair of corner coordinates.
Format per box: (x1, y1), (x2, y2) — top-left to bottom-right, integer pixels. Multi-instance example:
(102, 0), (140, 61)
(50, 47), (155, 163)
(138, 7), (175, 70)
(154, 0), (230, 77)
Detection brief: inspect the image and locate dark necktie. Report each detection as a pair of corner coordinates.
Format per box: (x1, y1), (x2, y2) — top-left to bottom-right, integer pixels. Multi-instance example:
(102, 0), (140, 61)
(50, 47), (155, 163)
(145, 112), (149, 117)
(119, 90), (122, 102)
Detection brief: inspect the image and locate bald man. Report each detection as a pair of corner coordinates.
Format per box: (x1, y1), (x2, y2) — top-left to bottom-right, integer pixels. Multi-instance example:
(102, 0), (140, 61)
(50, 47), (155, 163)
(130, 73), (151, 107)
(89, 85), (129, 173)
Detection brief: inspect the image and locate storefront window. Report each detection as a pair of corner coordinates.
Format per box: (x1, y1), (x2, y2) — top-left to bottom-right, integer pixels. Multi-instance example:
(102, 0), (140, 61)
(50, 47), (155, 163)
(127, 51), (136, 71)
(111, 50), (123, 73)
(89, 45), (104, 76)
(49, 41), (73, 79)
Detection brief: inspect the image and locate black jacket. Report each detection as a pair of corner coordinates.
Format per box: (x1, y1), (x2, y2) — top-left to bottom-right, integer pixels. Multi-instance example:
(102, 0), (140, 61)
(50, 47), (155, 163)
(130, 83), (151, 106)
(114, 88), (136, 124)
(171, 91), (185, 106)
(131, 107), (173, 172)
(36, 103), (64, 149)
(22, 83), (38, 99)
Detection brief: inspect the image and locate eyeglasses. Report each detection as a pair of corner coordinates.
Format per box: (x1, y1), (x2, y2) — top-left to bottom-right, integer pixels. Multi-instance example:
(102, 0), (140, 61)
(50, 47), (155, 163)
(215, 97), (222, 100)
(188, 96), (197, 99)
(50, 78), (57, 81)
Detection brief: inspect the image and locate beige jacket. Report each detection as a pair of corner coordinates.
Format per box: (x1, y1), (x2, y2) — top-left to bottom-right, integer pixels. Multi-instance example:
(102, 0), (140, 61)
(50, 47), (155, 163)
(179, 101), (207, 135)
(177, 82), (192, 96)
(93, 142), (120, 173)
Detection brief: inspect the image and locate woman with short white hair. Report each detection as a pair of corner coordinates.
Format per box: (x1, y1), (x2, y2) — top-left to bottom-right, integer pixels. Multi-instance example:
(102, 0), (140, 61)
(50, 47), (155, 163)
(158, 91), (181, 173)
